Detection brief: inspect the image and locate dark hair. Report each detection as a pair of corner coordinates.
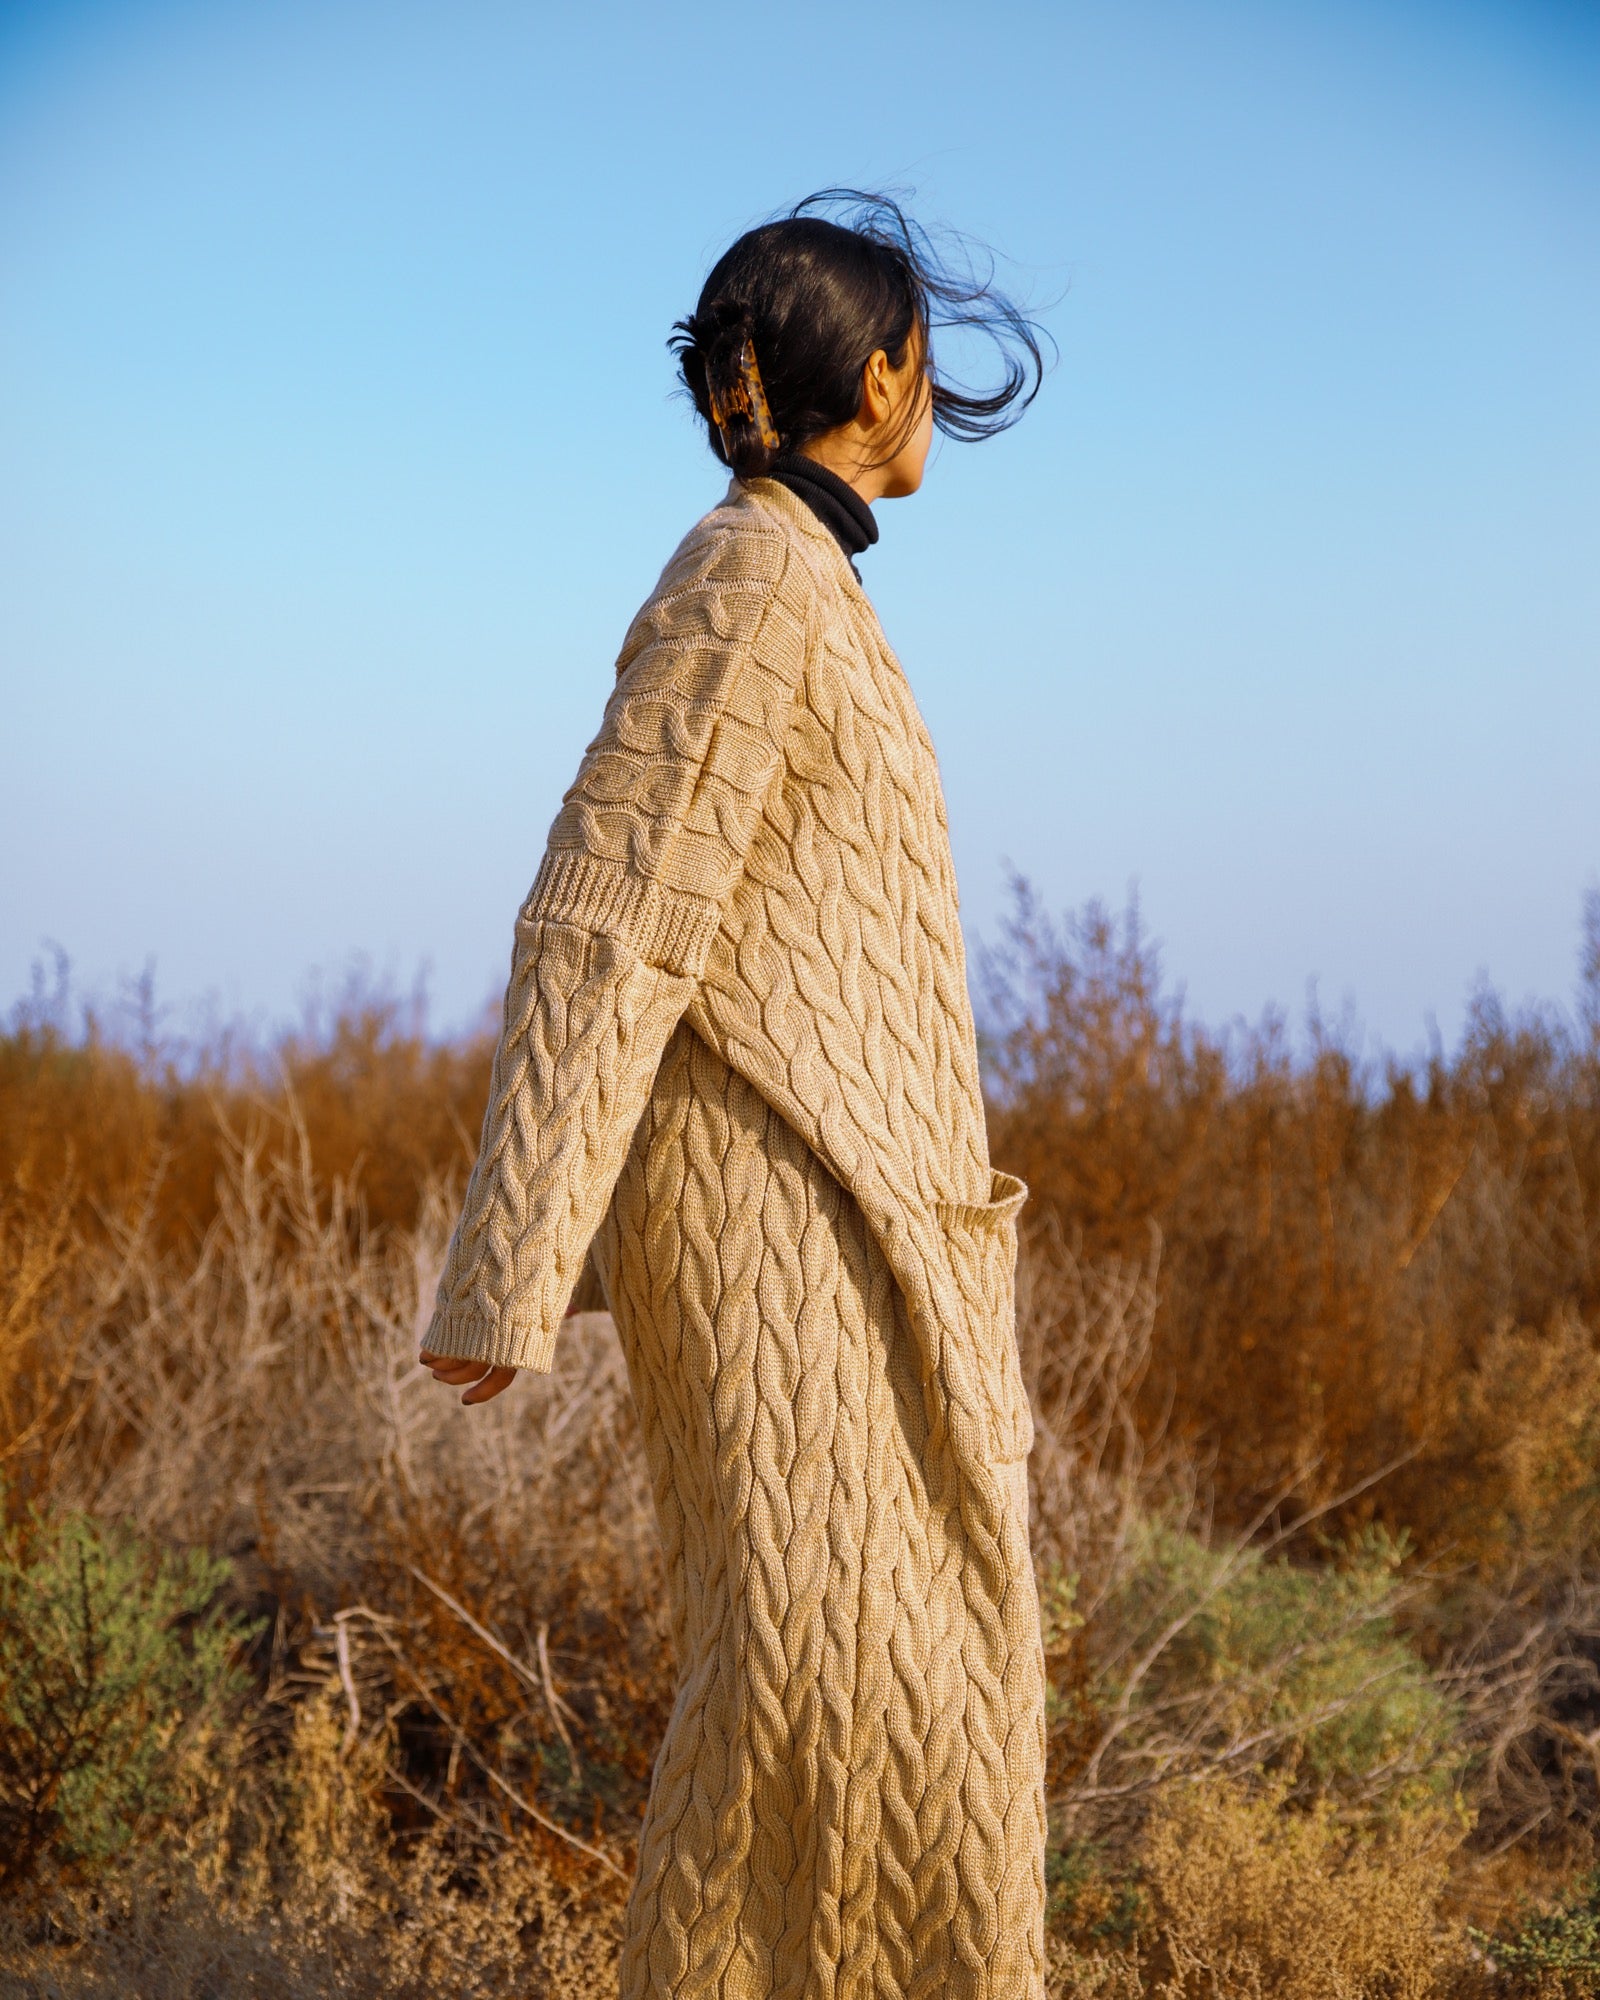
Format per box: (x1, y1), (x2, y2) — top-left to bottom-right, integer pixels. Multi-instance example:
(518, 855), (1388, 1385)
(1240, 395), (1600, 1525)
(671, 189), (1048, 480)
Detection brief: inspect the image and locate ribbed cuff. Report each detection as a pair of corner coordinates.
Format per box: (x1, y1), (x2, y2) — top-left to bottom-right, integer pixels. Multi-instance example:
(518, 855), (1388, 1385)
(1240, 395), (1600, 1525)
(935, 1170), (1030, 1234)
(525, 848), (721, 978)
(422, 1304), (561, 1376)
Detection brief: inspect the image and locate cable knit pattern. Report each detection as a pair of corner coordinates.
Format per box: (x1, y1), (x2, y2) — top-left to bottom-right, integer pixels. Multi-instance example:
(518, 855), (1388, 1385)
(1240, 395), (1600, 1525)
(425, 475), (1047, 1997)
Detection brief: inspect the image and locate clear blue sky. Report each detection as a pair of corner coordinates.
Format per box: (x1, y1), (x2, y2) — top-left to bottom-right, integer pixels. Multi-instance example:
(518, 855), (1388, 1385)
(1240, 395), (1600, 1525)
(3, 0), (1596, 1054)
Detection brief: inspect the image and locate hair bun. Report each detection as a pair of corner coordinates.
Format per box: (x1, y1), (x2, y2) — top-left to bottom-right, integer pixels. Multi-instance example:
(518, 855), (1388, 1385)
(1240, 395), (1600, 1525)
(694, 297), (755, 363)
(691, 299), (780, 478)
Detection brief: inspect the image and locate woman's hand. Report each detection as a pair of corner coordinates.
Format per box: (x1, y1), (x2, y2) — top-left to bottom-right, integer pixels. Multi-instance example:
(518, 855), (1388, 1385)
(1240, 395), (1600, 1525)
(418, 1349), (518, 1405)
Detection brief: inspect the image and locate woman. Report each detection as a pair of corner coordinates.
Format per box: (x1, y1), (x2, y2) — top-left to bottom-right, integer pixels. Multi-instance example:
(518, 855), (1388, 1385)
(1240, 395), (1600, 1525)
(421, 190), (1049, 2000)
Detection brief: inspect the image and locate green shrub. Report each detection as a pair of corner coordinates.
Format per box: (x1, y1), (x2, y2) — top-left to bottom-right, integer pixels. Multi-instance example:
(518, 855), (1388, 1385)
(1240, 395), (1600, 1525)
(0, 1502), (256, 1887)
(1470, 1872), (1600, 1996)
(1099, 1518), (1465, 1809)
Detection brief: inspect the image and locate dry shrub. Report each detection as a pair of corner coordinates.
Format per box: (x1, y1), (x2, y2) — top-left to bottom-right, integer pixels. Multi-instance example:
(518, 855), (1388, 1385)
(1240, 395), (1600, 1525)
(1141, 1767), (1460, 2000)
(1020, 1217), (1168, 1618)
(0, 1165), (83, 1493)
(0, 955), (497, 1263)
(984, 882), (1600, 1567)
(1049, 1936), (1148, 1998)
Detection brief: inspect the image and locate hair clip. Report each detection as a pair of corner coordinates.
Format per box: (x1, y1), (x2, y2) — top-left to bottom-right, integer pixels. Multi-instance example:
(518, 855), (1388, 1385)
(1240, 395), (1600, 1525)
(706, 337), (781, 459)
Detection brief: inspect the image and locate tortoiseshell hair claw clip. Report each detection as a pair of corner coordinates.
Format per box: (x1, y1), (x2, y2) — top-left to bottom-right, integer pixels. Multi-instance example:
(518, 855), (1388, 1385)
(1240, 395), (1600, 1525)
(706, 337), (781, 461)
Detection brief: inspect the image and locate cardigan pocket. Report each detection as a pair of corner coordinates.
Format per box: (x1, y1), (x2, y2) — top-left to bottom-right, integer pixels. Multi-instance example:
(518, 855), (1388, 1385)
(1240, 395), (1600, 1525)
(936, 1170), (1034, 1466)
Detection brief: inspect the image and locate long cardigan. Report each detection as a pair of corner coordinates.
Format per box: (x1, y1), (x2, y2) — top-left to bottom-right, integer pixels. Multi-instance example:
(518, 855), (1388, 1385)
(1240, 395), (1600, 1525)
(424, 473), (1047, 1995)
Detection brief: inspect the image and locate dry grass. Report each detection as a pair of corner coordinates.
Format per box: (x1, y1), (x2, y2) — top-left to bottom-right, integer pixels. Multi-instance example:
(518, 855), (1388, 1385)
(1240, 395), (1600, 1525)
(2, 890), (1599, 1991)
(0, 1692), (628, 1998)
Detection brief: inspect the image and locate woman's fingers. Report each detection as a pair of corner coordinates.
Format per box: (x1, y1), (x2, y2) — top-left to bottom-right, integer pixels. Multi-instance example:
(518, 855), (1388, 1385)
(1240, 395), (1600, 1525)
(460, 1365), (517, 1405)
(420, 1352), (486, 1383)
(417, 1350), (519, 1404)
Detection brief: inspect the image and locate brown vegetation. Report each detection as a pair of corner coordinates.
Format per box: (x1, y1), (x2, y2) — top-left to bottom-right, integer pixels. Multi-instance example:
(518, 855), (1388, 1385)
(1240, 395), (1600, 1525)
(2, 887), (1599, 1995)
(982, 882), (1600, 1562)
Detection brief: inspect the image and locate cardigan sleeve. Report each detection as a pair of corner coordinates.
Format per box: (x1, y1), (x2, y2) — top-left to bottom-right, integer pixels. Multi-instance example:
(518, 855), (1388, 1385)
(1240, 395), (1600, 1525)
(422, 512), (816, 1373)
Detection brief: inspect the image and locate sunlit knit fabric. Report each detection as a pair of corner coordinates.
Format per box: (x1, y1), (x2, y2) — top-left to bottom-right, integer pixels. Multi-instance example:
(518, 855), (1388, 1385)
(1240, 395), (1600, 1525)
(425, 474), (1047, 1998)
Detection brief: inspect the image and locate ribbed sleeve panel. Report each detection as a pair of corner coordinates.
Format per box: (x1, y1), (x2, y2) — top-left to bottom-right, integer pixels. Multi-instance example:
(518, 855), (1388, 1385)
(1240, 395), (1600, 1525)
(522, 848), (722, 981)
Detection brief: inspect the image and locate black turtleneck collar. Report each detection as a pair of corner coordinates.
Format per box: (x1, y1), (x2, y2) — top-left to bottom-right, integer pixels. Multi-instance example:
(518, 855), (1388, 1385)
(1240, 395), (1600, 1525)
(762, 452), (878, 579)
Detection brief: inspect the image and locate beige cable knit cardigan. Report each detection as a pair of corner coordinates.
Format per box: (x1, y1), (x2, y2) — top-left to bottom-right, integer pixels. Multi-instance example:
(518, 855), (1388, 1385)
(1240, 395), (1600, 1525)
(426, 473), (1047, 1997)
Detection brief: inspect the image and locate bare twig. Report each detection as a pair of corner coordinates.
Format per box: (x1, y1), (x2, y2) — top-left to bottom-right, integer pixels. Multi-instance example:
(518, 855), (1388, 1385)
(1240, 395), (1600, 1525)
(404, 1563), (544, 1697)
(334, 1612), (361, 1757)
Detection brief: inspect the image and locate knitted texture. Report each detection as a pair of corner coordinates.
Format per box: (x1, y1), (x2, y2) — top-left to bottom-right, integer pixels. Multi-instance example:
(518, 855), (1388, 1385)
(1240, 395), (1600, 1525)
(594, 1025), (1044, 1998)
(426, 475), (1047, 1996)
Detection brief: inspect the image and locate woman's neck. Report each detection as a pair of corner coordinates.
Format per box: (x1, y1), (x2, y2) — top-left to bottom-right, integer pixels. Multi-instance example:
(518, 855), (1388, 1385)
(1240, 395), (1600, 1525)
(764, 453), (879, 569)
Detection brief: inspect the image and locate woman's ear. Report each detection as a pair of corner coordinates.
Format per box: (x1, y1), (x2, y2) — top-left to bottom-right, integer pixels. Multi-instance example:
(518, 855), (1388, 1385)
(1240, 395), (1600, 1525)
(859, 348), (893, 427)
